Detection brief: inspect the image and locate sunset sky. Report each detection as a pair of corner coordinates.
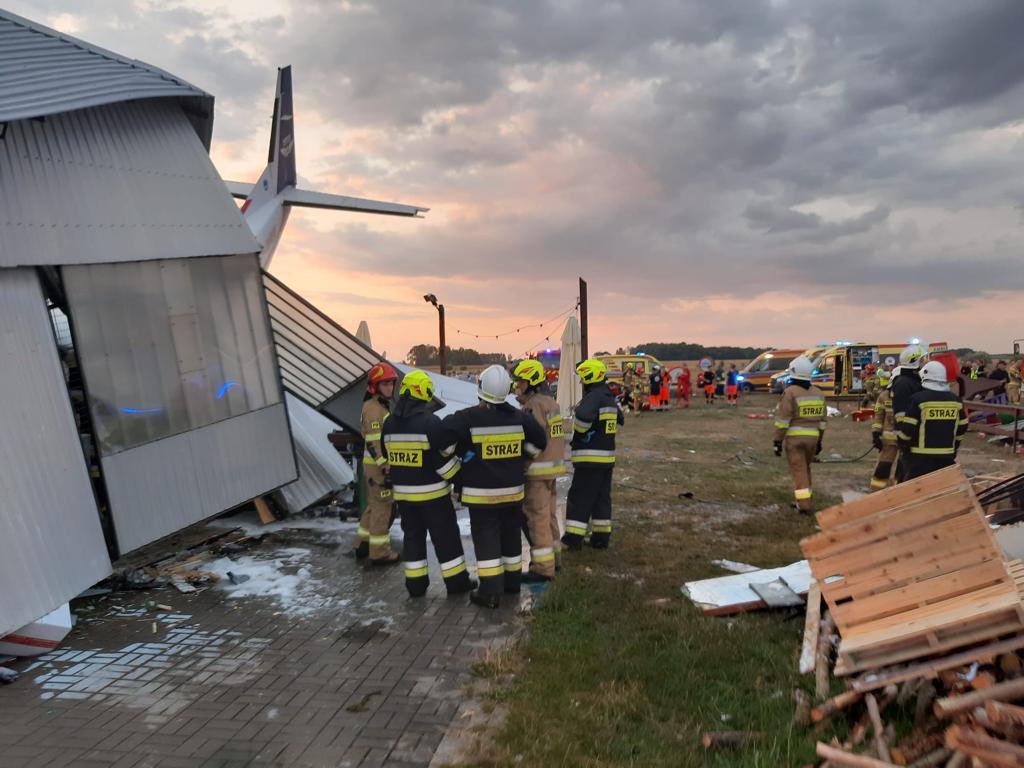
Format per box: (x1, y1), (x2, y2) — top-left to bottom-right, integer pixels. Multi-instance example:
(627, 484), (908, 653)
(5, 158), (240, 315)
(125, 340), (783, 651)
(11, 1), (1024, 357)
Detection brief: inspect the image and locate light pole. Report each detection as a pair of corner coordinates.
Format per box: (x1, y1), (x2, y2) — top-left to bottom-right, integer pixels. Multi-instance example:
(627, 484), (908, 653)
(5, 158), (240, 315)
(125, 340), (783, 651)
(423, 294), (447, 375)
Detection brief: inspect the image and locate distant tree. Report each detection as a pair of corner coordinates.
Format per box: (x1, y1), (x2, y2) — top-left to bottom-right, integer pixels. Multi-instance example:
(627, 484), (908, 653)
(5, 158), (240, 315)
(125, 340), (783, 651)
(406, 344), (439, 365)
(628, 342), (768, 361)
(594, 350), (610, 356)
(614, 347), (626, 355)
(406, 344), (509, 367)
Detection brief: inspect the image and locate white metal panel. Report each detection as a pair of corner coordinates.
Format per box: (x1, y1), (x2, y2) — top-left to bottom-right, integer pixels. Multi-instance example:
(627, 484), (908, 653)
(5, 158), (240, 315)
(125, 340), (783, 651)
(103, 403), (297, 553)
(0, 100), (258, 268)
(280, 394), (354, 513)
(0, 9), (213, 147)
(0, 268), (111, 636)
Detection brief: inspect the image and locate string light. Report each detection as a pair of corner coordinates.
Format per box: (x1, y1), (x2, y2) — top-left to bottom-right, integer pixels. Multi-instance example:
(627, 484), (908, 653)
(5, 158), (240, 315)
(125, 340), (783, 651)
(449, 300), (580, 341)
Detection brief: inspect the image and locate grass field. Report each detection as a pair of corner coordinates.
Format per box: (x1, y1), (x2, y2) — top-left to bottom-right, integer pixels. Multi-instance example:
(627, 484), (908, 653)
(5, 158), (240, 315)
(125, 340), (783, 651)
(463, 392), (1024, 767)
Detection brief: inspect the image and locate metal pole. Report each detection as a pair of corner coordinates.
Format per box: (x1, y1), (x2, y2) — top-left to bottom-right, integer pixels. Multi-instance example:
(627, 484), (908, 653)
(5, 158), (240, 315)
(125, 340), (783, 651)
(438, 304), (447, 376)
(579, 277), (588, 361)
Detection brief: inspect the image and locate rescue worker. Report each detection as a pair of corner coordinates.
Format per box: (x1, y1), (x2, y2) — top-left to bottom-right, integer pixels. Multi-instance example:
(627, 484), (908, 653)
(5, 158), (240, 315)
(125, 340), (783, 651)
(353, 362), (400, 565)
(649, 365), (664, 411)
(676, 364), (691, 409)
(773, 355), (826, 514)
(898, 361), (968, 480)
(891, 344), (927, 482)
(861, 364), (880, 408)
(621, 363), (637, 412)
(869, 369), (898, 491)
(702, 369), (716, 404)
(726, 364), (740, 406)
(562, 359), (624, 550)
(382, 371), (475, 597)
(1009, 362), (1022, 404)
(513, 359), (566, 582)
(440, 365), (548, 609)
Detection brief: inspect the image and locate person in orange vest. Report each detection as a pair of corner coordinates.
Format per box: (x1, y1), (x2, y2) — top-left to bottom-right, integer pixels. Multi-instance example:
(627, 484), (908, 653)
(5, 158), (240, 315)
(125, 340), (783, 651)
(701, 368), (715, 404)
(676, 365), (691, 409)
(726, 364), (740, 406)
(648, 365), (665, 411)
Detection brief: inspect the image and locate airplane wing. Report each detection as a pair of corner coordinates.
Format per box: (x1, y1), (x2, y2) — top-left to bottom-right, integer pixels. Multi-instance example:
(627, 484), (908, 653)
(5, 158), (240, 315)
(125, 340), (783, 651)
(224, 180), (252, 200)
(284, 188), (428, 217)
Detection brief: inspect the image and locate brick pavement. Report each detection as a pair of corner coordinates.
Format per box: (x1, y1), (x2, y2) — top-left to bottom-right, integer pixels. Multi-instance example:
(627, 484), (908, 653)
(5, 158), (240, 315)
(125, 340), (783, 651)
(0, 514), (523, 768)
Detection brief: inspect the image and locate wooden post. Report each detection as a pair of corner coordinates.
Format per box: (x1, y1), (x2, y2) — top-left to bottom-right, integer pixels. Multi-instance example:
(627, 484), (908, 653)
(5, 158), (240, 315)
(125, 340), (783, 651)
(578, 277), (588, 361)
(800, 582), (822, 675)
(437, 303), (447, 376)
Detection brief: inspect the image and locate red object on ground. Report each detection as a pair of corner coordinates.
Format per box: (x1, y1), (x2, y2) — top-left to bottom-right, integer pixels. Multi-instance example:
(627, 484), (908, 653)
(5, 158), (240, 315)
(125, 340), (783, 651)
(930, 350), (959, 383)
(746, 413), (769, 420)
(852, 409), (875, 422)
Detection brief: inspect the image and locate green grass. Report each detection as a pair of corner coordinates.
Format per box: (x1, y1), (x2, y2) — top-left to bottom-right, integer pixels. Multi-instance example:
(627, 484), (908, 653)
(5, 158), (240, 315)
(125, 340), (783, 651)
(460, 394), (1024, 767)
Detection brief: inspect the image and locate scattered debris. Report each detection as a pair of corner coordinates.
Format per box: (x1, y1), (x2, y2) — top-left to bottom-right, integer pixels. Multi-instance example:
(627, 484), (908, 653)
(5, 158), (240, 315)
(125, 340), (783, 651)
(0, 667), (18, 684)
(710, 559), (759, 574)
(0, 603), (73, 657)
(701, 731), (764, 749)
(227, 572), (250, 585)
(681, 560), (812, 616)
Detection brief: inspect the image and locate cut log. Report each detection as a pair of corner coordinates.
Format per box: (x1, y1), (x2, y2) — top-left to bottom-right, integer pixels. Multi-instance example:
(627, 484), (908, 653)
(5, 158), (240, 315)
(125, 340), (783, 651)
(907, 748), (952, 768)
(985, 700), (1024, 729)
(866, 693), (891, 762)
(934, 677), (1024, 718)
(700, 731), (764, 749)
(970, 671), (996, 691)
(943, 753), (968, 768)
(1000, 653), (1023, 679)
(794, 688), (812, 727)
(815, 742), (898, 767)
(944, 724), (1024, 768)
(801, 581), (822, 675)
(812, 690), (864, 723)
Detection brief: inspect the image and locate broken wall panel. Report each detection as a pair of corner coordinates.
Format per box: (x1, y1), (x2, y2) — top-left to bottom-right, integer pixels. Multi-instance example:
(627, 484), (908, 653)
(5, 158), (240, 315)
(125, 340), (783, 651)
(0, 268), (111, 636)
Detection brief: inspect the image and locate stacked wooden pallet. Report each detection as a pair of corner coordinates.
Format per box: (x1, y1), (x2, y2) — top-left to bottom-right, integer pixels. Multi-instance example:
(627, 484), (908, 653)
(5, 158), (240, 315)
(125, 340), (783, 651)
(801, 465), (1024, 676)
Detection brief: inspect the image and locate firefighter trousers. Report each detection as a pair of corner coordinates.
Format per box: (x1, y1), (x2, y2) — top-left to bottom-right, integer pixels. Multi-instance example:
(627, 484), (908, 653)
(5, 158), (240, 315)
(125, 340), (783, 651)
(904, 453), (957, 482)
(354, 475), (395, 559)
(522, 478), (558, 578)
(468, 504), (523, 596)
(399, 496), (472, 597)
(563, 464), (613, 548)
(785, 436), (818, 513)
(870, 442), (899, 491)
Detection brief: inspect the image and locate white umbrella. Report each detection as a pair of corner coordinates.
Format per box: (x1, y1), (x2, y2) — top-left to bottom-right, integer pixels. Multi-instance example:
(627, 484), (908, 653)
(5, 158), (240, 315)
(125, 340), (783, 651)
(355, 320), (372, 348)
(557, 316), (583, 418)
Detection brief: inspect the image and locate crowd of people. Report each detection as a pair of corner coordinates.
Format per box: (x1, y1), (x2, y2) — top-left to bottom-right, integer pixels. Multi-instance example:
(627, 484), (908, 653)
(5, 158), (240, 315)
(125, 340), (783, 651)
(619, 361), (744, 412)
(351, 358), (622, 609)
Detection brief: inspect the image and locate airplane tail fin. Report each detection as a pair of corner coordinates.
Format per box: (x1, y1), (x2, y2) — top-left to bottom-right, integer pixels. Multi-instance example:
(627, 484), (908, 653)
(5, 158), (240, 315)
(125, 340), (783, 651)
(237, 66), (296, 213)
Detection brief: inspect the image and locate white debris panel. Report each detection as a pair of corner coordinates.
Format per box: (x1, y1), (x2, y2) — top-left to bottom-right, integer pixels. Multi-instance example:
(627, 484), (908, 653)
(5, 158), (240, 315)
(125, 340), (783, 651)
(682, 560), (813, 616)
(280, 394), (354, 513)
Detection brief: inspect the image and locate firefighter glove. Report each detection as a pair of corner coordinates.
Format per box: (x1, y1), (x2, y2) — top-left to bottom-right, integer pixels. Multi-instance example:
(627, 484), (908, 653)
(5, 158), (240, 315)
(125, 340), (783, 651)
(872, 432), (883, 451)
(773, 440), (783, 457)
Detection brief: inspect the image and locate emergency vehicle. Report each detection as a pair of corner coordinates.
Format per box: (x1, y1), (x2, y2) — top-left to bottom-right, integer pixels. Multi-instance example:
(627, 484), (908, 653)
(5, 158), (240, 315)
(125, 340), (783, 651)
(769, 341), (949, 396)
(736, 349), (807, 391)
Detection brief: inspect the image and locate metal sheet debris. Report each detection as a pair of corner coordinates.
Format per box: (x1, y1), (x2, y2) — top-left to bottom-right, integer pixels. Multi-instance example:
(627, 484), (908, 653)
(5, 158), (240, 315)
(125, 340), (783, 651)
(682, 560), (813, 616)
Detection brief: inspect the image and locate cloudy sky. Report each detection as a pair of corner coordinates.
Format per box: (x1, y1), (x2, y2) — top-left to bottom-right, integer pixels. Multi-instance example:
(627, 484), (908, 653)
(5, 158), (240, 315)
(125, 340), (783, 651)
(12, 0), (1024, 356)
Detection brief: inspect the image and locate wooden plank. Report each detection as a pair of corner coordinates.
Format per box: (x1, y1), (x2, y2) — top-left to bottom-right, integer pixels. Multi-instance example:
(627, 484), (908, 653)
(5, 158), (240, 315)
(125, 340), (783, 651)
(254, 496), (276, 525)
(815, 465), (965, 528)
(852, 635), (1024, 692)
(815, 742), (898, 767)
(944, 725), (1024, 768)
(799, 582), (822, 675)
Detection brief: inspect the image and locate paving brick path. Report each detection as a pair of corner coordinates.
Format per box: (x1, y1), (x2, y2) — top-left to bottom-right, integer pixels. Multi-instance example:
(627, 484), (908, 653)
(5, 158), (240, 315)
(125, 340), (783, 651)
(0, 514), (520, 768)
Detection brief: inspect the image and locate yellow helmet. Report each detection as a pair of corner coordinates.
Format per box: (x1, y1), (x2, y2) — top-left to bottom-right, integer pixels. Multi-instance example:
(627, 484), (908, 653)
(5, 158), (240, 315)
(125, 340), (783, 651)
(575, 358), (607, 384)
(513, 359), (546, 387)
(399, 370), (435, 402)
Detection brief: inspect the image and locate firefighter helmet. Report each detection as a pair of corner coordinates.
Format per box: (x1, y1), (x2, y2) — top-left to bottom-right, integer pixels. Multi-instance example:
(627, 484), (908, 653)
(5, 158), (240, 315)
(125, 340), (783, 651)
(900, 344), (927, 369)
(399, 370), (434, 402)
(513, 359), (546, 387)
(787, 355), (815, 382)
(478, 365), (512, 404)
(920, 360), (948, 385)
(576, 358), (607, 384)
(367, 361), (399, 394)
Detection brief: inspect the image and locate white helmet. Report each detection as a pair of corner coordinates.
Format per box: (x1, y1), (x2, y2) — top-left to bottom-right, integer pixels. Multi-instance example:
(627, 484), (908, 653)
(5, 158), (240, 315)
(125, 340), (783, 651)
(478, 364), (512, 404)
(920, 360), (947, 385)
(900, 344), (927, 369)
(787, 355), (815, 382)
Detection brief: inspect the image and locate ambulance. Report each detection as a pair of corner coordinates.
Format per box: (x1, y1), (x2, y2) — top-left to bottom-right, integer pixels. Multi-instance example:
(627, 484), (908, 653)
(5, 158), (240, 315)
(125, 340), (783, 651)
(736, 348), (809, 392)
(769, 341), (949, 396)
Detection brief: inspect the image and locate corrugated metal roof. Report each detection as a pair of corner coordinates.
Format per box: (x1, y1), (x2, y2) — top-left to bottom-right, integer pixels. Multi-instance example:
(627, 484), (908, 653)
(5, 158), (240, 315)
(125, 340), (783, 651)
(0, 8), (214, 147)
(0, 100), (260, 266)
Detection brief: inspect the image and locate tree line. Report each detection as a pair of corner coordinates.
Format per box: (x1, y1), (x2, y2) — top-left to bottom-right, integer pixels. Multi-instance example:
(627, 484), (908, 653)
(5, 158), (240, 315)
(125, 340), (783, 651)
(406, 344), (510, 366)
(622, 342), (769, 360)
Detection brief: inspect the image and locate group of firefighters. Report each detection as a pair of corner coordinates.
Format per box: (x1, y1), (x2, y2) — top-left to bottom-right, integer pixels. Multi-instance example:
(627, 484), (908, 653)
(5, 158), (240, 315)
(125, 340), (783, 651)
(774, 343), (969, 513)
(352, 357), (622, 608)
(619, 362), (743, 412)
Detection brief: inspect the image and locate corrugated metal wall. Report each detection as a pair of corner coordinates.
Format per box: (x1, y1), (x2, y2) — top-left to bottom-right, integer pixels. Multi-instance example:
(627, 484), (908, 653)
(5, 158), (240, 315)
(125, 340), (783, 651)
(280, 393), (354, 513)
(0, 100), (257, 268)
(102, 402), (298, 553)
(0, 268), (111, 635)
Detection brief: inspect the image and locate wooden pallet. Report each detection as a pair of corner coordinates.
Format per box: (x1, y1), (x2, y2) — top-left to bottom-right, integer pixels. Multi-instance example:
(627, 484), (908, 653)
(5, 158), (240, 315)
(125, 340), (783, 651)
(801, 466), (1024, 675)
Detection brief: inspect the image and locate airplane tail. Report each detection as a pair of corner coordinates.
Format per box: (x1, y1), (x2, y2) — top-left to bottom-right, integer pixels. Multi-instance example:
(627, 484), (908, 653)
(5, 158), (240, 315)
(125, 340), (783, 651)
(239, 66), (296, 213)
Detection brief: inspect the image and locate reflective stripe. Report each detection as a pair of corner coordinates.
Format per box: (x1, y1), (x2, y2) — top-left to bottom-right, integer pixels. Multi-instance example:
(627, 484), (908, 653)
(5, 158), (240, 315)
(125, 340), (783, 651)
(910, 446), (956, 455)
(898, 416), (918, 425)
(526, 460), (566, 477)
(364, 432), (381, 442)
(774, 419), (791, 429)
(477, 558), (503, 577)
(369, 534), (390, 545)
(525, 442), (542, 457)
(571, 449), (615, 463)
(531, 546), (555, 562)
(383, 440), (429, 450)
(502, 555), (522, 572)
(573, 419), (592, 433)
(404, 558), (429, 579)
(436, 456), (460, 480)
(591, 520), (612, 533)
(393, 481), (451, 502)
(356, 526), (369, 540)
(440, 443), (457, 457)
(548, 413), (563, 423)
(462, 485), (525, 505)
(794, 488), (813, 500)
(364, 451), (388, 465)
(869, 478), (888, 490)
(384, 433), (430, 443)
(786, 427), (820, 438)
(470, 426), (525, 439)
(441, 556), (467, 578)
(565, 519), (588, 536)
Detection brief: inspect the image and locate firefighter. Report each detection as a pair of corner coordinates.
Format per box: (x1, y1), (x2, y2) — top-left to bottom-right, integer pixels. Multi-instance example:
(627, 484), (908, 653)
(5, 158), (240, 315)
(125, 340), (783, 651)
(563, 359), (624, 550)
(353, 362), (400, 564)
(773, 355), (826, 514)
(440, 365), (548, 609)
(621, 363), (637, 412)
(861, 363), (880, 408)
(513, 359), (565, 582)
(869, 369), (898, 491)
(898, 361), (968, 480)
(891, 344), (927, 482)
(382, 371), (475, 597)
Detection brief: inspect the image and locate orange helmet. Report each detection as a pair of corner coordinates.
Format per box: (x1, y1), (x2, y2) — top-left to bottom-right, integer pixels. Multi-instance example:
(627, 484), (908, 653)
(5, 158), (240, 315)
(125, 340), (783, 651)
(864, 363), (876, 375)
(367, 362), (399, 394)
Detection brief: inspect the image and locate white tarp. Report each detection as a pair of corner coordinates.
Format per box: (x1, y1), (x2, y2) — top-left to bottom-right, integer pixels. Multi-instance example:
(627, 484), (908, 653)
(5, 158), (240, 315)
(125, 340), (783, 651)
(557, 316), (582, 418)
(280, 393), (354, 513)
(682, 560), (813, 615)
